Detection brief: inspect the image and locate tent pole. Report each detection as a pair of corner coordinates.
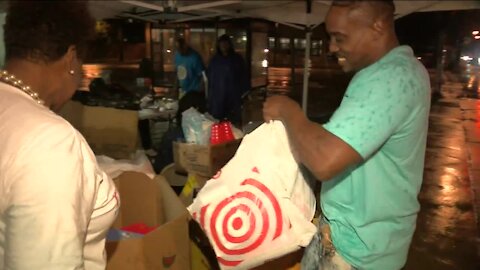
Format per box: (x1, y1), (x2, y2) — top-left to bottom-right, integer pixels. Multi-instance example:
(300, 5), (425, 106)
(302, 28), (311, 113)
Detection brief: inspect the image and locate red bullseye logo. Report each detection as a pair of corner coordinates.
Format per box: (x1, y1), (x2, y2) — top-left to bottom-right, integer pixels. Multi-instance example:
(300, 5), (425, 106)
(195, 176), (284, 267)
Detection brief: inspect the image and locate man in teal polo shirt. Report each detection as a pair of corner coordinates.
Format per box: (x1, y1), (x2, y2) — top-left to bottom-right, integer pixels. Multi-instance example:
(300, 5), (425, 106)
(263, 0), (431, 269)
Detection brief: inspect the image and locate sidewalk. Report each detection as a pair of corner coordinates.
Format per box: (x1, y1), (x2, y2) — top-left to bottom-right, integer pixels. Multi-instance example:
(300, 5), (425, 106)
(405, 78), (480, 270)
(460, 98), (480, 234)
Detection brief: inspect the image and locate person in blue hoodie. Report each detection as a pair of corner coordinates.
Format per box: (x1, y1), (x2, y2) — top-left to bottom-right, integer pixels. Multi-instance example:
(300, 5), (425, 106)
(207, 34), (250, 126)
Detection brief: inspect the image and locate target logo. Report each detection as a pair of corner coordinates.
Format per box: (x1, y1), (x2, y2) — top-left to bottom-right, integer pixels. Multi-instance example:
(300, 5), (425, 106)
(192, 168), (284, 268)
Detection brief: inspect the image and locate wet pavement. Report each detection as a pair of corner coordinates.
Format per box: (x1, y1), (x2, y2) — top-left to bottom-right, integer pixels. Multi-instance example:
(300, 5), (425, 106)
(264, 67), (480, 269)
(405, 77), (480, 270)
(267, 67), (350, 122)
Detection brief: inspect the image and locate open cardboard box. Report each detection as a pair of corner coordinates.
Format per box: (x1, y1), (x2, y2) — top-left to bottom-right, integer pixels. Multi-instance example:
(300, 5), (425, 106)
(106, 172), (190, 270)
(58, 101), (139, 159)
(173, 139), (241, 178)
(106, 172), (303, 270)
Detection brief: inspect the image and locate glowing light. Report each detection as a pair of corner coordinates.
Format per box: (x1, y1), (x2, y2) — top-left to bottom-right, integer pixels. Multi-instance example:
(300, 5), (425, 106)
(461, 56), (473, 61)
(261, 59), (268, 68)
(473, 30), (479, 35)
(475, 35), (480, 40)
(264, 48), (269, 53)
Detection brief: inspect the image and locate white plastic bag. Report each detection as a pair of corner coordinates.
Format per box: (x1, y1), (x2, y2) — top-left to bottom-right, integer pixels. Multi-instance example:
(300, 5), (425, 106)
(96, 150), (155, 179)
(188, 121), (316, 269)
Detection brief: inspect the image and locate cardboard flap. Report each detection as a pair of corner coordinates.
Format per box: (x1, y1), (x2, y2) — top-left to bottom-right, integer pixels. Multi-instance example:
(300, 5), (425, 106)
(58, 101), (138, 159)
(143, 216), (190, 270)
(114, 172), (165, 227)
(106, 238), (145, 270)
(107, 172), (191, 270)
(154, 175), (190, 222)
(143, 175), (190, 270)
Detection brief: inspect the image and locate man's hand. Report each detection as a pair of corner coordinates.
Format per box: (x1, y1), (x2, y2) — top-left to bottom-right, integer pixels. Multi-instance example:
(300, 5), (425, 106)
(263, 95), (302, 122)
(262, 94), (362, 181)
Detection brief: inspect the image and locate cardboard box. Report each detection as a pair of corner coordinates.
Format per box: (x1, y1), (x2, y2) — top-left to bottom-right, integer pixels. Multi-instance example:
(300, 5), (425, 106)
(173, 139), (241, 178)
(106, 172), (190, 270)
(59, 101), (139, 159)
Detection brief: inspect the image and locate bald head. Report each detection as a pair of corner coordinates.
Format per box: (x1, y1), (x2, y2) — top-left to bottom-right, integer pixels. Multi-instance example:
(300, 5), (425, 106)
(331, 0), (395, 27)
(325, 0), (399, 72)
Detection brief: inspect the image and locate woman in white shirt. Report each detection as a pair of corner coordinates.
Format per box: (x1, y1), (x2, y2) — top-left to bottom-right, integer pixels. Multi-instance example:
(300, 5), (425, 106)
(0, 1), (119, 269)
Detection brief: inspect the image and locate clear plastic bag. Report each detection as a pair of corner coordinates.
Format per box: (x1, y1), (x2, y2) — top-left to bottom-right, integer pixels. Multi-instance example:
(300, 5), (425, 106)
(181, 107), (215, 145)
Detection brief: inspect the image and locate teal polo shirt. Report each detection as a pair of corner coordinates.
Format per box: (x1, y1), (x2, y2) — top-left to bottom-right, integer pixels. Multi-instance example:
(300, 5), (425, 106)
(322, 46), (431, 269)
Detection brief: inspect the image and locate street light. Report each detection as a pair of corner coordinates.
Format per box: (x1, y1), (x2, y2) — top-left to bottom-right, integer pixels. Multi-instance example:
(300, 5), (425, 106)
(473, 30), (479, 35)
(262, 59), (268, 68)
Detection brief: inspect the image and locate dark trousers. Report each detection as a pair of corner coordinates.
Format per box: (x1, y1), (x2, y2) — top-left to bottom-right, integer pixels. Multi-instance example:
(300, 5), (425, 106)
(138, 119), (151, 149)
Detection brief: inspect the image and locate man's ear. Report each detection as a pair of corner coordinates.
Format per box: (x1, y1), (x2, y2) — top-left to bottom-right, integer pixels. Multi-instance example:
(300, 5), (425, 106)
(371, 18), (386, 39)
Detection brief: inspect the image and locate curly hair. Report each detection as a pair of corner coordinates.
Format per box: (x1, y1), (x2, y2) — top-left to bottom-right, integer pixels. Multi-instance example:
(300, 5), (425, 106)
(4, 0), (95, 63)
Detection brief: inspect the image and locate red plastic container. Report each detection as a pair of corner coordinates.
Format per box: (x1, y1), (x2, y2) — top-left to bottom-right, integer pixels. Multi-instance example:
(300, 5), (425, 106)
(210, 123), (222, 145)
(210, 121), (235, 145)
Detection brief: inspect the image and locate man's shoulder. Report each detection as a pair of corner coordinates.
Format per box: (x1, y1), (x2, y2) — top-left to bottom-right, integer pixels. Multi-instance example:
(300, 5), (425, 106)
(380, 46), (425, 74)
(360, 47), (427, 83)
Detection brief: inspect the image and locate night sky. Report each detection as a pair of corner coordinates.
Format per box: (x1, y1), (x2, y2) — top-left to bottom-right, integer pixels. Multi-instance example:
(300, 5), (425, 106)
(395, 9), (480, 54)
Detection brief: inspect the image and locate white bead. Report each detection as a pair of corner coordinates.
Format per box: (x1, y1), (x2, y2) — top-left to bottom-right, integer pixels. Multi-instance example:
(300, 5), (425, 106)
(0, 70), (45, 107)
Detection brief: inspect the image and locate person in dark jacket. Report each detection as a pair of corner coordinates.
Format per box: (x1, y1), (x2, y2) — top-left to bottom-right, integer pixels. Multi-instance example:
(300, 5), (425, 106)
(206, 34), (249, 126)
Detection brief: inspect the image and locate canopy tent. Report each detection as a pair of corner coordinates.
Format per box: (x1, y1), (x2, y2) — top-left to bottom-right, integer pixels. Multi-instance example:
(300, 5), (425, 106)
(0, 1), (475, 108)
(88, 0), (480, 112)
(89, 1), (480, 26)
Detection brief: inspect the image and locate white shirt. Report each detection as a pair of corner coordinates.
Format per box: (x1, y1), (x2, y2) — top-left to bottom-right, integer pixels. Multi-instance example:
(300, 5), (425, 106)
(0, 82), (119, 270)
